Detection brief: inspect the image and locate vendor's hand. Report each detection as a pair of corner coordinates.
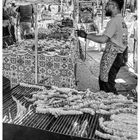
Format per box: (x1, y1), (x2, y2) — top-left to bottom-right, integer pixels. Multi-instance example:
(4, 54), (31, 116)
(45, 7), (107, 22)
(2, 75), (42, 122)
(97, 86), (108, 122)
(76, 30), (87, 39)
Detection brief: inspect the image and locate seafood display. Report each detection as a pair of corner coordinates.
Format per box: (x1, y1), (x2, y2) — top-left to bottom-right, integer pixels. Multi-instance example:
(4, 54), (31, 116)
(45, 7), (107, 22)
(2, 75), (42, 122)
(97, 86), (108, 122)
(95, 113), (137, 140)
(4, 24), (76, 56)
(4, 84), (138, 140)
(25, 24), (73, 40)
(21, 84), (137, 118)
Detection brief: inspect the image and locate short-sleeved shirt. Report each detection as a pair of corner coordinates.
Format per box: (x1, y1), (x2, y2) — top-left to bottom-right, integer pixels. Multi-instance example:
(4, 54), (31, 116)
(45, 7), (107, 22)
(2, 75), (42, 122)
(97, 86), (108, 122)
(103, 14), (128, 52)
(17, 5), (34, 22)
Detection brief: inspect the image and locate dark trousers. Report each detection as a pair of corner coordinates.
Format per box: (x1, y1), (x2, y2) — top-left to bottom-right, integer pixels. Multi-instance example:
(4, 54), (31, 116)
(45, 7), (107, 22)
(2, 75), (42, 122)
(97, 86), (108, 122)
(99, 53), (124, 94)
(3, 25), (16, 48)
(10, 25), (16, 42)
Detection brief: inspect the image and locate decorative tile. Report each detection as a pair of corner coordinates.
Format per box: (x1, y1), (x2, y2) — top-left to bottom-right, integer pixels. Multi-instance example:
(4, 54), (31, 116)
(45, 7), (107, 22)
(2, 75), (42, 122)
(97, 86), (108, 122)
(25, 67), (32, 72)
(61, 82), (67, 87)
(3, 57), (10, 63)
(38, 55), (46, 61)
(60, 76), (67, 82)
(10, 65), (17, 71)
(54, 63), (60, 69)
(17, 57), (24, 66)
(3, 70), (11, 77)
(46, 61), (53, 68)
(18, 78), (25, 83)
(18, 72), (24, 79)
(61, 57), (68, 63)
(61, 63), (68, 69)
(67, 70), (73, 77)
(11, 53), (17, 58)
(53, 75), (60, 82)
(3, 71), (11, 80)
(25, 60), (32, 66)
(38, 61), (45, 67)
(54, 56), (60, 62)
(11, 71), (18, 77)
(3, 53), (75, 88)
(46, 69), (53, 75)
(51, 80), (55, 85)
(11, 77), (18, 84)
(68, 58), (73, 63)
(68, 64), (73, 70)
(39, 67), (46, 74)
(10, 58), (16, 64)
(60, 69), (68, 77)
(24, 73), (35, 84)
(53, 81), (60, 87)
(3, 63), (11, 70)
(67, 78), (71, 83)
(30, 66), (35, 73)
(54, 69), (60, 76)
(18, 66), (24, 72)
(46, 56), (53, 62)
(38, 74), (47, 81)
(25, 53), (32, 59)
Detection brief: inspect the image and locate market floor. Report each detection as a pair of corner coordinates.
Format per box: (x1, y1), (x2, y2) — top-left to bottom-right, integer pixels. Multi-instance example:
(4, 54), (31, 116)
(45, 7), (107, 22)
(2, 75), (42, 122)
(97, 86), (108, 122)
(76, 50), (137, 96)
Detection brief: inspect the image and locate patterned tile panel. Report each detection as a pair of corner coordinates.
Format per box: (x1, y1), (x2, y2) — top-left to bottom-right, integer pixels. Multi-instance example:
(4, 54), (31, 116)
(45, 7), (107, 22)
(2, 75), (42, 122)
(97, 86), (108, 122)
(3, 52), (75, 88)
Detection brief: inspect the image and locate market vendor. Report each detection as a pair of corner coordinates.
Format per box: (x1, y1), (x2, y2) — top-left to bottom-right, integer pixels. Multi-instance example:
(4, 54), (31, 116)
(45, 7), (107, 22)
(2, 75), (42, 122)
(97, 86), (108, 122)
(3, 9), (10, 37)
(76, 0), (128, 95)
(3, 2), (17, 48)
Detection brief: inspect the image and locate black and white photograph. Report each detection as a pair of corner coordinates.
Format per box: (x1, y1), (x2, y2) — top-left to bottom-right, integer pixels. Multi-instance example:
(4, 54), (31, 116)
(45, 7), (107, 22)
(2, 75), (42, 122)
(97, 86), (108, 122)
(2, 0), (139, 140)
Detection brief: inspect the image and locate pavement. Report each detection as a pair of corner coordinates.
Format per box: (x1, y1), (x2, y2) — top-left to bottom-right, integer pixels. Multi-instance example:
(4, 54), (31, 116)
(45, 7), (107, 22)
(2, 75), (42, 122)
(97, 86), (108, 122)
(76, 50), (137, 97)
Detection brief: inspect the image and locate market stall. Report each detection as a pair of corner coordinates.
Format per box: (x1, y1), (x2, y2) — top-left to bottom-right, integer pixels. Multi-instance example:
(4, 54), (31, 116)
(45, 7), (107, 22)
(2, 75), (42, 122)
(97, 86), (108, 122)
(3, 0), (79, 88)
(3, 0), (138, 140)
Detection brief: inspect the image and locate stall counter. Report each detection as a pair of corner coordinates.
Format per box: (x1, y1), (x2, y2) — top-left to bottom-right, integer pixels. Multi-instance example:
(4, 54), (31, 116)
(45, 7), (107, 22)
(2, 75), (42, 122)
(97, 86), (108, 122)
(3, 51), (75, 88)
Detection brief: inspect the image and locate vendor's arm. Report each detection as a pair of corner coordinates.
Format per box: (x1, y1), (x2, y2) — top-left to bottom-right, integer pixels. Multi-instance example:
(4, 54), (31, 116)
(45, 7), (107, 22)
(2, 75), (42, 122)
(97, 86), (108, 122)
(77, 18), (117, 44)
(86, 34), (109, 44)
(87, 18), (117, 44)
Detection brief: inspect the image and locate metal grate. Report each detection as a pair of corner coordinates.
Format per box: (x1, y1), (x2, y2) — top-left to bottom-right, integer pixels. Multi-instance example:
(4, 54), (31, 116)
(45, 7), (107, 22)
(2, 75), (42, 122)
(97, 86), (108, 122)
(49, 113), (100, 139)
(3, 85), (106, 140)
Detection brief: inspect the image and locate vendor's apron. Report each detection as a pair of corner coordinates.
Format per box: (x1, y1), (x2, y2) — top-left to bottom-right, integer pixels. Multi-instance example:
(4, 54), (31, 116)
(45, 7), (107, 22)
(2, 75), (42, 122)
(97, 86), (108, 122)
(100, 41), (121, 82)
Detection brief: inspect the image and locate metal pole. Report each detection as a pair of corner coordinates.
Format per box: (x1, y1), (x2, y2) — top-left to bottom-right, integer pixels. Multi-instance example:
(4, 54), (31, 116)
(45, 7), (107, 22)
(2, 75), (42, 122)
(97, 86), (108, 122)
(96, 0), (98, 8)
(85, 25), (87, 61)
(3, 0), (7, 7)
(123, 0), (127, 17)
(60, 0), (63, 16)
(101, 0), (104, 30)
(34, 4), (38, 84)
